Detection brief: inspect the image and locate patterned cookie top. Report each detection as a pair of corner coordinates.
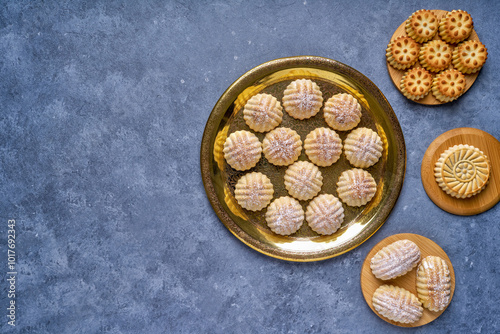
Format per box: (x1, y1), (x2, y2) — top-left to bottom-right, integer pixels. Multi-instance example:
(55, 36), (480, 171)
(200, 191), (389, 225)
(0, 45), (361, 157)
(234, 172), (274, 211)
(284, 161), (323, 201)
(452, 40), (488, 74)
(372, 285), (423, 324)
(337, 168), (377, 207)
(370, 239), (421, 280)
(344, 127), (383, 168)
(405, 9), (438, 43)
(282, 79), (323, 120)
(304, 127), (342, 167)
(400, 67), (433, 101)
(262, 127), (302, 166)
(416, 256), (452, 312)
(439, 9), (473, 44)
(434, 144), (490, 198)
(323, 93), (362, 131)
(305, 194), (344, 235)
(265, 196), (304, 236)
(419, 40), (452, 73)
(223, 130), (262, 171)
(431, 69), (466, 103)
(386, 36), (420, 70)
(243, 93), (283, 132)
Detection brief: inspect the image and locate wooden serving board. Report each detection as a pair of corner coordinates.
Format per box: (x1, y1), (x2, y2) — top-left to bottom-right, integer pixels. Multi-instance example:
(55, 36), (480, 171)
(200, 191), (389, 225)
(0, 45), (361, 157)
(421, 127), (500, 215)
(387, 9), (482, 105)
(360, 233), (455, 328)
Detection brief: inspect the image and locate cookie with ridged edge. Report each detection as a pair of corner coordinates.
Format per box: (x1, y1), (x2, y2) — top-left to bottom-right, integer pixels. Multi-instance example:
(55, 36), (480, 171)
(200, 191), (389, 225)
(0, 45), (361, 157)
(305, 194), (344, 235)
(234, 172), (274, 211)
(372, 285), (423, 324)
(262, 127), (302, 166)
(400, 67), (433, 101)
(370, 239), (421, 280)
(452, 40), (488, 74)
(434, 144), (490, 198)
(419, 40), (453, 73)
(323, 93), (362, 131)
(265, 196), (304, 235)
(344, 127), (383, 168)
(223, 130), (262, 171)
(284, 161), (323, 201)
(386, 36), (420, 70)
(405, 9), (439, 43)
(416, 256), (452, 312)
(243, 93), (283, 132)
(431, 69), (466, 103)
(337, 168), (377, 207)
(282, 79), (323, 120)
(439, 9), (473, 44)
(304, 127), (342, 167)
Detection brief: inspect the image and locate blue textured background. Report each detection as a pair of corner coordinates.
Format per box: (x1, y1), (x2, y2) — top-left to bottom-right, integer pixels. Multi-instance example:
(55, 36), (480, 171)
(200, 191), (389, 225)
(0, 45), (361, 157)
(0, 0), (499, 333)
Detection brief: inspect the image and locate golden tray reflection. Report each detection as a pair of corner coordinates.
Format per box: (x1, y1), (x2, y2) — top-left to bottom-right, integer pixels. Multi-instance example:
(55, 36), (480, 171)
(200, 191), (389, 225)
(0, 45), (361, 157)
(200, 56), (405, 261)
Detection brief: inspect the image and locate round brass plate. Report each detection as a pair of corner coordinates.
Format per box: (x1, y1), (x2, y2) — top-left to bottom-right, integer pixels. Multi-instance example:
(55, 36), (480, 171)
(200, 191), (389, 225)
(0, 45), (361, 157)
(361, 233), (455, 327)
(200, 56), (406, 261)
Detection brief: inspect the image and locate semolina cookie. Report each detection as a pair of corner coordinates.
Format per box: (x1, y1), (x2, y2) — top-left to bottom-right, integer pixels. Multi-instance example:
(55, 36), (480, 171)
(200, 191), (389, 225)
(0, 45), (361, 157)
(405, 9), (439, 43)
(400, 67), (433, 101)
(431, 69), (466, 103)
(386, 36), (420, 70)
(262, 127), (302, 166)
(452, 40), (488, 74)
(304, 127), (342, 167)
(344, 127), (383, 168)
(323, 93), (362, 131)
(419, 40), (453, 73)
(337, 168), (377, 207)
(282, 79), (323, 120)
(284, 161), (323, 201)
(223, 130), (262, 171)
(234, 172), (274, 211)
(265, 196), (304, 235)
(416, 256), (452, 312)
(372, 285), (423, 324)
(305, 194), (344, 235)
(370, 239), (421, 280)
(439, 9), (473, 44)
(243, 93), (283, 132)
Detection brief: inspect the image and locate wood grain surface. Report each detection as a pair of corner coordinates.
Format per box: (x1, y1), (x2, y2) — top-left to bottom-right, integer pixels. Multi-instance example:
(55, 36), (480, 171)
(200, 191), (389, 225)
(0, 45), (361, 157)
(360, 233), (455, 328)
(421, 127), (500, 215)
(387, 9), (482, 105)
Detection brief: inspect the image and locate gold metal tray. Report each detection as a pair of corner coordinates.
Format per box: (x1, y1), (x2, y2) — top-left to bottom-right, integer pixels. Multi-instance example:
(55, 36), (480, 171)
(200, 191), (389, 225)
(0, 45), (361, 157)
(200, 56), (405, 261)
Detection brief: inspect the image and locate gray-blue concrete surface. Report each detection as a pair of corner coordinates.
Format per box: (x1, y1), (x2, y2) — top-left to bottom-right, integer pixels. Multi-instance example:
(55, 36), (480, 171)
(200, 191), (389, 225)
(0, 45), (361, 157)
(0, 0), (499, 333)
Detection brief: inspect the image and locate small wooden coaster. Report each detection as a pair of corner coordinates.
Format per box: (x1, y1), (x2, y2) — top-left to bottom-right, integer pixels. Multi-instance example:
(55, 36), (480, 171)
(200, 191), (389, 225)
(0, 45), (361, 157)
(360, 233), (455, 327)
(387, 9), (482, 105)
(421, 127), (500, 215)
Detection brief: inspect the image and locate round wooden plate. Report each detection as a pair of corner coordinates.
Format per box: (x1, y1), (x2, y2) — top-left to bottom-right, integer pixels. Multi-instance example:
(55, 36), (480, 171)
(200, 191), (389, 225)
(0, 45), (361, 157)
(421, 127), (500, 215)
(387, 9), (482, 105)
(360, 233), (455, 327)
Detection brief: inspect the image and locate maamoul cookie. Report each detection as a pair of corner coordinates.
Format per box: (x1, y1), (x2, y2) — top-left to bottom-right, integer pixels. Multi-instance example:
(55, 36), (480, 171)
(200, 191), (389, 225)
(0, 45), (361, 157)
(452, 40), (488, 74)
(243, 93), (283, 132)
(284, 161), (323, 201)
(305, 194), (344, 235)
(223, 130), (262, 171)
(282, 79), (323, 120)
(431, 69), (466, 103)
(265, 196), (304, 235)
(262, 127), (302, 166)
(405, 9), (439, 43)
(434, 144), (490, 198)
(419, 40), (453, 73)
(400, 67), (433, 101)
(372, 285), (423, 324)
(304, 127), (342, 167)
(439, 10), (473, 44)
(323, 93), (362, 131)
(370, 240), (421, 280)
(234, 172), (274, 211)
(337, 168), (377, 207)
(386, 36), (420, 70)
(344, 127), (383, 168)
(416, 256), (452, 312)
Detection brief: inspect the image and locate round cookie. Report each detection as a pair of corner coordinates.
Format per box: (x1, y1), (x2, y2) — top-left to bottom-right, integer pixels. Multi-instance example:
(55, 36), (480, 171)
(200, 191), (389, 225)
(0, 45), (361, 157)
(337, 168), (377, 207)
(284, 161), (323, 201)
(439, 9), (473, 44)
(305, 194), (344, 235)
(262, 127), (302, 166)
(431, 69), (466, 103)
(386, 36), (420, 70)
(344, 127), (383, 168)
(419, 40), (453, 73)
(400, 67), (433, 101)
(265, 196), (304, 236)
(323, 93), (362, 131)
(243, 93), (283, 132)
(223, 130), (262, 171)
(282, 79), (323, 120)
(304, 127), (342, 167)
(452, 40), (488, 74)
(405, 9), (439, 43)
(234, 172), (274, 211)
